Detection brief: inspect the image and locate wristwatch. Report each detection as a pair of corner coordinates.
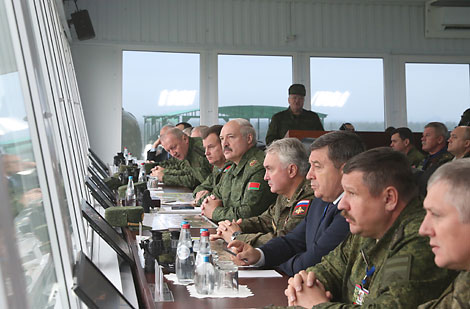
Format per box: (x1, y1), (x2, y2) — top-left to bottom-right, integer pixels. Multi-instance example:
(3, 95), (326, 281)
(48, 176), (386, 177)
(231, 231), (241, 241)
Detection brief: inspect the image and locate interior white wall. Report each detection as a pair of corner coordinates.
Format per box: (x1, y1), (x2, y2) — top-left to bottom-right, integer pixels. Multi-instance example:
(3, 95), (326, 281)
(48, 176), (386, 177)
(65, 0), (470, 159)
(71, 44), (122, 163)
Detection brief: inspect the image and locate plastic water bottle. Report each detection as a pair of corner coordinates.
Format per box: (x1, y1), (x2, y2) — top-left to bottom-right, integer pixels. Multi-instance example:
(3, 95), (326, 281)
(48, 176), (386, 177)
(138, 163), (146, 183)
(194, 255), (215, 295)
(195, 231), (211, 268)
(193, 228), (208, 255)
(123, 147), (129, 165)
(175, 223), (195, 283)
(126, 176), (136, 206)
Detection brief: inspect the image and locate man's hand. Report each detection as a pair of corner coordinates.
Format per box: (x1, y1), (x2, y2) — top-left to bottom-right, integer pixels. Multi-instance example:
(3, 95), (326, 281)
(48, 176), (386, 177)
(152, 138), (161, 149)
(150, 166), (165, 181)
(227, 240), (260, 266)
(201, 194), (222, 219)
(285, 270), (332, 307)
(216, 219), (242, 243)
(194, 190), (209, 204)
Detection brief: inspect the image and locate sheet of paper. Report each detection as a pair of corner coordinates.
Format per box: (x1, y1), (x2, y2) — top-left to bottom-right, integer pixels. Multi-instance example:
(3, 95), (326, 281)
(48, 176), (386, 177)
(238, 269), (282, 278)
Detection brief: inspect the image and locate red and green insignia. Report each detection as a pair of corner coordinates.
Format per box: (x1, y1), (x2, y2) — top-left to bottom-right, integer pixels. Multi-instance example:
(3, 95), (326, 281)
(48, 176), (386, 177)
(249, 160), (258, 167)
(247, 182), (260, 190)
(293, 200), (310, 216)
(223, 165), (232, 172)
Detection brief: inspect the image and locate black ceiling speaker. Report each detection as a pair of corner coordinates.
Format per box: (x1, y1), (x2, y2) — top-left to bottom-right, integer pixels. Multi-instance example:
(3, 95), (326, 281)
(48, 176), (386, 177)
(71, 10), (95, 41)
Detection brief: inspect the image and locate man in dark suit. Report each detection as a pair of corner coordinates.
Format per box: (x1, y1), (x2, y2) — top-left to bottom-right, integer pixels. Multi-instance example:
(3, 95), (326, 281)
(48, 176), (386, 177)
(228, 131), (365, 276)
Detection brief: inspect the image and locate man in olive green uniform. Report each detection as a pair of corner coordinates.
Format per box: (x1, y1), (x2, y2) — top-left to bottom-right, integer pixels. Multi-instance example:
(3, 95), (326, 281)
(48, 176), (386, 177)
(151, 127), (212, 189)
(417, 122), (453, 196)
(285, 148), (456, 308)
(265, 84), (324, 145)
(201, 119), (276, 222)
(212, 138), (315, 247)
(447, 125), (470, 160)
(193, 125), (227, 206)
(390, 127), (424, 167)
(418, 159), (470, 308)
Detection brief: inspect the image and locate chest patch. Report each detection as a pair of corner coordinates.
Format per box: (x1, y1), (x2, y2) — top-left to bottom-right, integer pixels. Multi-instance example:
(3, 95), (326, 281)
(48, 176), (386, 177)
(247, 182), (260, 190)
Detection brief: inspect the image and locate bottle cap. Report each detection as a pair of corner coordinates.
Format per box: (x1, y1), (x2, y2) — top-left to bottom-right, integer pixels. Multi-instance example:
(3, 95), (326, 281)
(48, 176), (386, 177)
(182, 224), (190, 229)
(201, 231), (209, 237)
(200, 228), (208, 233)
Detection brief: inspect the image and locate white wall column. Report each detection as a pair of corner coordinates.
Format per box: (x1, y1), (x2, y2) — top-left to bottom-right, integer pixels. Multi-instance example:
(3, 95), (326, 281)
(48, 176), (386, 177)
(200, 50), (218, 126)
(383, 55), (407, 128)
(292, 53), (311, 110)
(71, 44), (122, 162)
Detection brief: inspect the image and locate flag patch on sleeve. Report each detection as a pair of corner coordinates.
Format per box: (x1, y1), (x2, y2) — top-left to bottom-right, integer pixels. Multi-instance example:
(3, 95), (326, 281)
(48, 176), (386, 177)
(293, 200), (310, 216)
(247, 182), (260, 190)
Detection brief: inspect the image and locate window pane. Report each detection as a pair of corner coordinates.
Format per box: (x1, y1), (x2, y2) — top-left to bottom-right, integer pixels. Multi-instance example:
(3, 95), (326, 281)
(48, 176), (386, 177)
(218, 55), (292, 143)
(0, 45), (58, 309)
(122, 51), (200, 158)
(310, 57), (384, 131)
(406, 63), (470, 131)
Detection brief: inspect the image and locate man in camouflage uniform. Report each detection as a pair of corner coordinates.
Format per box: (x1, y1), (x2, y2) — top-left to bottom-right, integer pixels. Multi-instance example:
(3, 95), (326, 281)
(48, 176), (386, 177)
(417, 122), (453, 196)
(418, 159), (470, 308)
(265, 84), (323, 145)
(151, 127), (212, 189)
(285, 148), (456, 308)
(193, 125), (227, 206)
(212, 138), (315, 247)
(447, 125), (470, 160)
(229, 131), (363, 276)
(390, 127), (424, 167)
(201, 119), (276, 222)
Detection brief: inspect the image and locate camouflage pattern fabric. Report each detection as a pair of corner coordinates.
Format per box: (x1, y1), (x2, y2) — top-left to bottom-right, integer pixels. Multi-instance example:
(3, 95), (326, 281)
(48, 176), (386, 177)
(265, 108), (324, 145)
(303, 198), (457, 308)
(161, 137), (212, 189)
(406, 147), (425, 168)
(211, 147), (277, 222)
(416, 148), (453, 171)
(236, 179), (315, 247)
(416, 148), (454, 197)
(418, 270), (470, 308)
(192, 164), (228, 206)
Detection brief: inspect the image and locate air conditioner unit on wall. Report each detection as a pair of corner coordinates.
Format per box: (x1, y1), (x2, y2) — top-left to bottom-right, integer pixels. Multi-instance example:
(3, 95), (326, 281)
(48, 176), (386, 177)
(425, 0), (470, 38)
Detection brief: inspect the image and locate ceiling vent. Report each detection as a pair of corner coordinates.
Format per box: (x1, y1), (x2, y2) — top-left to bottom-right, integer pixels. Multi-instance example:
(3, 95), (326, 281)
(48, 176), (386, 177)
(426, 0), (470, 38)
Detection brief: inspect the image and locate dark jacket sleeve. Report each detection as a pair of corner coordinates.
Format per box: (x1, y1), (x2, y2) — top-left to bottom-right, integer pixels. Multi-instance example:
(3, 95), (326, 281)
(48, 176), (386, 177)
(261, 199), (350, 277)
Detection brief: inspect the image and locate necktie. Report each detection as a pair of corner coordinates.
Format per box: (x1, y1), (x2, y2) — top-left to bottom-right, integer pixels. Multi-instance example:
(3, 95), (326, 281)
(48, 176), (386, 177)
(319, 202), (334, 225)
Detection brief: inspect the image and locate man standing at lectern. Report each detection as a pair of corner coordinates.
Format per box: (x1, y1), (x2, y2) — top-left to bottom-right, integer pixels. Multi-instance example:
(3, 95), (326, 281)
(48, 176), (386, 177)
(265, 83), (324, 145)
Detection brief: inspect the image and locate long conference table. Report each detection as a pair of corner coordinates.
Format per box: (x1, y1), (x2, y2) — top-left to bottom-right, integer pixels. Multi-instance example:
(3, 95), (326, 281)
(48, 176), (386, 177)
(124, 185), (290, 308)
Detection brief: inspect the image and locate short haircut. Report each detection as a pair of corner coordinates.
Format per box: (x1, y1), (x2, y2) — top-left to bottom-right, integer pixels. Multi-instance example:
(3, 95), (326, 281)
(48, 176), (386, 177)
(202, 125), (223, 141)
(343, 147), (418, 202)
(176, 122), (192, 129)
(428, 158), (470, 223)
(162, 127), (185, 141)
(424, 122), (448, 139)
(266, 138), (309, 176)
(310, 131), (366, 168)
(459, 126), (470, 141)
(193, 125), (209, 136)
(385, 126), (396, 135)
(232, 118), (257, 146)
(391, 127), (414, 144)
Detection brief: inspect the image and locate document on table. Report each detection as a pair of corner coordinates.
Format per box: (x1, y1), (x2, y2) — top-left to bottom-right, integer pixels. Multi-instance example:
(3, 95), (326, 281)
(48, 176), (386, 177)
(143, 213), (217, 230)
(238, 270), (282, 278)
